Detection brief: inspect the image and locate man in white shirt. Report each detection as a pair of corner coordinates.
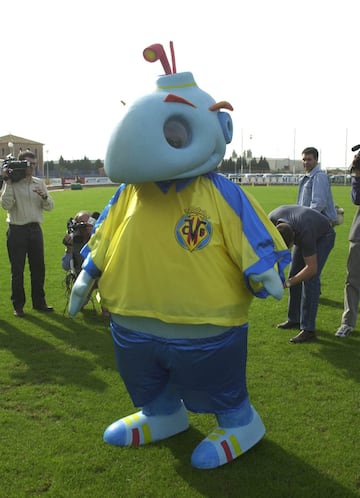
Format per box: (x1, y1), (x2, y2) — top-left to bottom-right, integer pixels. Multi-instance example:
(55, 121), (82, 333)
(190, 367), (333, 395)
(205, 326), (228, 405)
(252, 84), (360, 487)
(1, 150), (54, 317)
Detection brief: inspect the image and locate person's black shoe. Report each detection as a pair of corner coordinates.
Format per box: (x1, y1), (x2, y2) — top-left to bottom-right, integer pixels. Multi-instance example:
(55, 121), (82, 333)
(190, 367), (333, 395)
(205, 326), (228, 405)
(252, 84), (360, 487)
(13, 309), (25, 317)
(290, 330), (316, 343)
(277, 320), (300, 330)
(33, 305), (54, 312)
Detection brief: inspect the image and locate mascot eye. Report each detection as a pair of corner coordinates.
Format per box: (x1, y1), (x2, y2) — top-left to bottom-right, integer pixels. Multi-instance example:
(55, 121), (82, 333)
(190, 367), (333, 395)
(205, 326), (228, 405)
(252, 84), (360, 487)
(164, 118), (190, 148)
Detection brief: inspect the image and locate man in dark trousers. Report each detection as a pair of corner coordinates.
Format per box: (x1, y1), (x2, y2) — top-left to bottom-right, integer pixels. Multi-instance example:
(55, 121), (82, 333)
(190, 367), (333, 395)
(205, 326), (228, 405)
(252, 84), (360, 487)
(1, 150), (54, 317)
(269, 205), (335, 343)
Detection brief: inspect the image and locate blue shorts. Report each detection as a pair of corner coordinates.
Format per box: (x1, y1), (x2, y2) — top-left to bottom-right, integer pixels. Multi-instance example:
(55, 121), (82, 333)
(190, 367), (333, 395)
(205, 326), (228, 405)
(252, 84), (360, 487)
(110, 321), (249, 414)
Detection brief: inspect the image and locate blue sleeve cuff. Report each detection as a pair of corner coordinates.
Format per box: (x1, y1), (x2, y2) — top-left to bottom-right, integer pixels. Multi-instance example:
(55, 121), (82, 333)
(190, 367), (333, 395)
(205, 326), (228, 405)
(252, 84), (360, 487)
(244, 249), (291, 298)
(82, 254), (102, 279)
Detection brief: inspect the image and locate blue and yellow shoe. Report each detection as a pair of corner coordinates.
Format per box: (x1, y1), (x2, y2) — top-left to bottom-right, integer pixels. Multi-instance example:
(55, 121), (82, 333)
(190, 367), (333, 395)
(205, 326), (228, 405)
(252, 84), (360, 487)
(103, 403), (189, 446)
(191, 406), (265, 469)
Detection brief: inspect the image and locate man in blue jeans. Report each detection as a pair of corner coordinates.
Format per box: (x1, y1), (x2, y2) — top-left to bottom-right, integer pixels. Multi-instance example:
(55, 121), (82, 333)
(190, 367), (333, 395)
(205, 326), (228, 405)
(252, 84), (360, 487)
(297, 146), (338, 225)
(269, 205), (336, 343)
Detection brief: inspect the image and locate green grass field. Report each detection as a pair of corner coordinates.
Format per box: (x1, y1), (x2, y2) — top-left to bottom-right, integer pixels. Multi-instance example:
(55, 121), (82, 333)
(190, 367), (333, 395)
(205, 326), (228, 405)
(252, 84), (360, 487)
(0, 185), (359, 498)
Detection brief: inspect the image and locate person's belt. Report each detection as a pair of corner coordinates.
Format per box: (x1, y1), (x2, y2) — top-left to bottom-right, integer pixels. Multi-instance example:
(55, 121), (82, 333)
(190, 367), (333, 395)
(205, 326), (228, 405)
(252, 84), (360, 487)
(9, 222), (39, 228)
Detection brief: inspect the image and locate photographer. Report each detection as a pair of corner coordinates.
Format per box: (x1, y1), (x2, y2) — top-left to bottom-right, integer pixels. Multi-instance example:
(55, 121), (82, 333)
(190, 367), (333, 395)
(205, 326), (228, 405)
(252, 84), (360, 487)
(62, 211), (98, 275)
(0, 150), (54, 317)
(62, 210), (107, 315)
(335, 146), (360, 337)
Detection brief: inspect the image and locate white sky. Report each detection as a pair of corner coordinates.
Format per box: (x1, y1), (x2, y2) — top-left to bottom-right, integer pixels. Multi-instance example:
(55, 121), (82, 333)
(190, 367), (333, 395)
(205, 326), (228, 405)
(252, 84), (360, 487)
(2, 0), (359, 169)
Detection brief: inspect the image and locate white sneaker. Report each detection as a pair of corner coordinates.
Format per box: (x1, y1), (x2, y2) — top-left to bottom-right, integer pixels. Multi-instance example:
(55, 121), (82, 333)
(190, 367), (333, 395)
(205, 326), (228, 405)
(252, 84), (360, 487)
(335, 324), (353, 337)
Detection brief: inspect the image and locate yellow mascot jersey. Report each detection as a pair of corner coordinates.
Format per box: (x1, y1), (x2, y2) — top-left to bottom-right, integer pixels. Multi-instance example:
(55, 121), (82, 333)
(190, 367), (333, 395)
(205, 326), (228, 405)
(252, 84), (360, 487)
(82, 172), (290, 326)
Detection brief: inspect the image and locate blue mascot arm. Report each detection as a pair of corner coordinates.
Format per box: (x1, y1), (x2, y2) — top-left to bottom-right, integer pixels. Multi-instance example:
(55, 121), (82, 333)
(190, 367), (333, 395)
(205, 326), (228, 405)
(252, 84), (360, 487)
(249, 268), (284, 300)
(68, 270), (96, 316)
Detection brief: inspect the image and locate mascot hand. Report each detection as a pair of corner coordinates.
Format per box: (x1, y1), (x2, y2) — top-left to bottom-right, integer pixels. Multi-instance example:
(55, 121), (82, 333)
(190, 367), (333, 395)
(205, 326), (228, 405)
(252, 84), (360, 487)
(249, 268), (284, 300)
(68, 270), (96, 316)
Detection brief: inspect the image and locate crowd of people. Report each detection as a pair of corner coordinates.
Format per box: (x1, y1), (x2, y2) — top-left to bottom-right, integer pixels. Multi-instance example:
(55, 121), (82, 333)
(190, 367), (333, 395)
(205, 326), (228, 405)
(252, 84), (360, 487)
(0, 146), (358, 343)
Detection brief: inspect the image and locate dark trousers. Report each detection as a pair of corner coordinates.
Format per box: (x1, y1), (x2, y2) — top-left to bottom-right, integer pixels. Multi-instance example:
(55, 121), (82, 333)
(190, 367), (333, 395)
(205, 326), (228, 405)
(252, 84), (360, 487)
(6, 223), (46, 310)
(287, 227), (336, 331)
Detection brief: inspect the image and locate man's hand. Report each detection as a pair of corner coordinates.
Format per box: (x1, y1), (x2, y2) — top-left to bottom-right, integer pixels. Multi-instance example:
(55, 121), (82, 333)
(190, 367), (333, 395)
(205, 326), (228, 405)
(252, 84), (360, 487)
(33, 187), (47, 200)
(62, 234), (73, 248)
(1, 168), (11, 182)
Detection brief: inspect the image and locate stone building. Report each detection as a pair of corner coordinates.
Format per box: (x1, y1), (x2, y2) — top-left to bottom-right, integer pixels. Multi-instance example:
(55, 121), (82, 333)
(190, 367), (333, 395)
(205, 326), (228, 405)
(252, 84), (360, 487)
(0, 134), (44, 176)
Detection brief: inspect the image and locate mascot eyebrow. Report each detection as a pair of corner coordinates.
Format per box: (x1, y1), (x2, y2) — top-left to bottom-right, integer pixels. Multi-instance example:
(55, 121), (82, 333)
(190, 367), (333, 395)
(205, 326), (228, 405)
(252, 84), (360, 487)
(164, 94), (233, 112)
(209, 101), (234, 112)
(164, 94), (197, 107)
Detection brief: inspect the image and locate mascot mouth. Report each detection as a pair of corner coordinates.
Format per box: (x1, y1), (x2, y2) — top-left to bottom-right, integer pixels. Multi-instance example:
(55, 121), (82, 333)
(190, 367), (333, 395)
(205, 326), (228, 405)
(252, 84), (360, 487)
(172, 150), (223, 180)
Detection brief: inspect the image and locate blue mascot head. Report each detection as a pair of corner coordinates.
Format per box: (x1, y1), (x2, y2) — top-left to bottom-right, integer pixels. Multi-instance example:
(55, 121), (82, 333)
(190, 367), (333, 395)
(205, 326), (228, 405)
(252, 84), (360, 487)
(105, 42), (233, 183)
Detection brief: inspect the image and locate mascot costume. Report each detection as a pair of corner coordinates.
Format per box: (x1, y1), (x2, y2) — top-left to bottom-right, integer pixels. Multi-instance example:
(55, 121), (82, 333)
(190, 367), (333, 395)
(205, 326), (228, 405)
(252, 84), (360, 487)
(69, 42), (291, 469)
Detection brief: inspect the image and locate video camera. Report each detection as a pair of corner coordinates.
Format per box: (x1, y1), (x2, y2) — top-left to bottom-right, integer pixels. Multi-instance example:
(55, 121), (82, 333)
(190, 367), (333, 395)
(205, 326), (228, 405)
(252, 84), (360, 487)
(1, 155), (31, 183)
(350, 144), (360, 173)
(63, 215), (97, 246)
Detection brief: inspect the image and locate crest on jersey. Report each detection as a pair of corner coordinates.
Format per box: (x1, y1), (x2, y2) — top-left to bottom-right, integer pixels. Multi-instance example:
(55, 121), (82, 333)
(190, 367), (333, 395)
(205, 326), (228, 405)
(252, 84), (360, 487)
(175, 207), (211, 251)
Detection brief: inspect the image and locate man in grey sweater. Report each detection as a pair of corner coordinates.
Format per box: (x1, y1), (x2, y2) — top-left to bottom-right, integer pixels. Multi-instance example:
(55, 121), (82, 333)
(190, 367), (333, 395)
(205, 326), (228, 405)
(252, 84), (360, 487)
(335, 148), (360, 337)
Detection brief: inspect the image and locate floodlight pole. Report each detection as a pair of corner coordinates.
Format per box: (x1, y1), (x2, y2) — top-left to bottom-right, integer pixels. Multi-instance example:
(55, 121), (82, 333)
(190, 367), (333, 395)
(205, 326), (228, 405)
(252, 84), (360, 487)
(344, 128), (348, 185)
(46, 149), (49, 181)
(293, 128), (296, 175)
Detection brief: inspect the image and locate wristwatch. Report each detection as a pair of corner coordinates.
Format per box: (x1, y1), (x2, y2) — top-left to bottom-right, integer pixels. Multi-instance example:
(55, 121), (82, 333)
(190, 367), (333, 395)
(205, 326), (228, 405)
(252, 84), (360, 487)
(285, 279), (291, 288)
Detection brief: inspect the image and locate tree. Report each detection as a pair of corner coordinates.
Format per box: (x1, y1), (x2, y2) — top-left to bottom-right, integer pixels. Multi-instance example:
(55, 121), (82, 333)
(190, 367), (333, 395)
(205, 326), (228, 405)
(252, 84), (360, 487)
(257, 156), (270, 173)
(57, 155), (67, 178)
(250, 157), (258, 173)
(94, 159), (104, 172)
(218, 158), (233, 174)
(47, 160), (55, 176)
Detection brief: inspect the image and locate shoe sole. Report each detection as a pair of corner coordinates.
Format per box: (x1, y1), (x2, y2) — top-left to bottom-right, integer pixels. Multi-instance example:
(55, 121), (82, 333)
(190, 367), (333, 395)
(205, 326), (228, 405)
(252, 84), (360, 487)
(290, 331), (316, 343)
(277, 323), (300, 330)
(290, 337), (316, 343)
